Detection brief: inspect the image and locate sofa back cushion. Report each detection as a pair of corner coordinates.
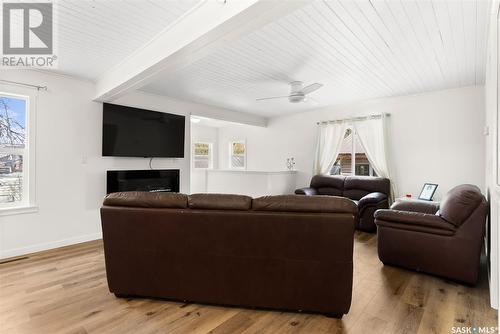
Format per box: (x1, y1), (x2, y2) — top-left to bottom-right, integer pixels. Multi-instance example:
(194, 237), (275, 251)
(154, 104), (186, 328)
(188, 193), (252, 211)
(316, 187), (343, 196)
(343, 176), (390, 200)
(310, 175), (345, 196)
(252, 194), (357, 214)
(103, 191), (188, 208)
(438, 184), (484, 226)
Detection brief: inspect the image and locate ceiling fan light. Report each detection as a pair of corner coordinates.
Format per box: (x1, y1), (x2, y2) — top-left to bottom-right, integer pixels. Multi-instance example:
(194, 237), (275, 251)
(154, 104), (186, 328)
(289, 95), (303, 103)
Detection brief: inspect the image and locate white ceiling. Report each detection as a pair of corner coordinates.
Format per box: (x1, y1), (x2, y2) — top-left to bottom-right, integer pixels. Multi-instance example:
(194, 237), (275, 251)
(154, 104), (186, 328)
(141, 0), (491, 117)
(51, 0), (201, 80)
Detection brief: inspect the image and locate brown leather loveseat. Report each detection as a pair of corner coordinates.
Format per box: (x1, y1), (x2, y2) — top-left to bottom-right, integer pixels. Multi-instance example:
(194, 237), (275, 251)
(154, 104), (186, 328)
(375, 184), (487, 284)
(295, 175), (390, 232)
(101, 192), (358, 317)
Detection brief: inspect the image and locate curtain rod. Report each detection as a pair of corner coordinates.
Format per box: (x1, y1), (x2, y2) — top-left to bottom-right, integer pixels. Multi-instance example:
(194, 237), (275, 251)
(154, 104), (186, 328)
(0, 79), (47, 91)
(316, 113), (390, 125)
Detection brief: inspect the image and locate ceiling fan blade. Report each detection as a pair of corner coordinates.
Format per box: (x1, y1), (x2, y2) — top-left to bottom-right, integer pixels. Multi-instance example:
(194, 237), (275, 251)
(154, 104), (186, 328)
(301, 83), (323, 95)
(255, 95), (290, 101)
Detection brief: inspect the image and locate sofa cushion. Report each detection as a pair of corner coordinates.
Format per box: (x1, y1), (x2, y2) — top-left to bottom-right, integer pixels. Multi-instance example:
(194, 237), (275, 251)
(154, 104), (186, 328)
(188, 193), (252, 210)
(317, 187), (343, 196)
(438, 184), (484, 226)
(103, 191), (188, 208)
(390, 200), (440, 214)
(343, 176), (390, 200)
(375, 209), (456, 233)
(252, 195), (357, 214)
(310, 175), (345, 189)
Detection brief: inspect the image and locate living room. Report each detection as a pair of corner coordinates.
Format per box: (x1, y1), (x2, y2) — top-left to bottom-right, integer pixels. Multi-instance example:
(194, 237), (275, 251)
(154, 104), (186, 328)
(0, 0), (499, 333)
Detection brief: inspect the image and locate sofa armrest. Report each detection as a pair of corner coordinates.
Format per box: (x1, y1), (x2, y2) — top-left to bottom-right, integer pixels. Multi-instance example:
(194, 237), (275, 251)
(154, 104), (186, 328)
(358, 192), (387, 208)
(295, 187), (318, 196)
(390, 200), (439, 214)
(375, 209), (456, 234)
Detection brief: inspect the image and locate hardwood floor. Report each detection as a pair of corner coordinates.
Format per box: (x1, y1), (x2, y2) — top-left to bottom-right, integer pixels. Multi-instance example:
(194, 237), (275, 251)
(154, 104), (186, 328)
(0, 232), (497, 334)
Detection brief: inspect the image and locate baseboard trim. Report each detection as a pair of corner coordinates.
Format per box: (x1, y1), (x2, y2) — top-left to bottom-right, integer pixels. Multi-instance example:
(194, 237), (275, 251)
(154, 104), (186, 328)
(0, 232), (103, 259)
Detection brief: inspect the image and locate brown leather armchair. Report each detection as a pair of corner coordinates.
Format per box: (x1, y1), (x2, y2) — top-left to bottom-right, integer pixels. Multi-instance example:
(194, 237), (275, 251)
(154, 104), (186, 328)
(375, 184), (488, 284)
(296, 175), (390, 232)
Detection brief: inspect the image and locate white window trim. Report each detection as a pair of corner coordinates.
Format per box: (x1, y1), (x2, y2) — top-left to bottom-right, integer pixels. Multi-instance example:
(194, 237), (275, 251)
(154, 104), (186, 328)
(192, 142), (213, 170)
(229, 140), (246, 170)
(0, 86), (37, 215)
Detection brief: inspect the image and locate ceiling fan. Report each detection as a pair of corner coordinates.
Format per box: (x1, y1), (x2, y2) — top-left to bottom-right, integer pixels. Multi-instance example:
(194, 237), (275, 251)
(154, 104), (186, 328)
(256, 81), (323, 103)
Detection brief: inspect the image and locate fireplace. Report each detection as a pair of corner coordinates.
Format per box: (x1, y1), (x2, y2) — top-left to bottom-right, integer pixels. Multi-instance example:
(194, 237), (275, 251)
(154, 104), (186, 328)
(106, 169), (180, 194)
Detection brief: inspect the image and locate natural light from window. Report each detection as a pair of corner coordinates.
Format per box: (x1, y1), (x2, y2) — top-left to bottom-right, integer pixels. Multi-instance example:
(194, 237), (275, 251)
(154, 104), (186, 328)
(332, 127), (376, 177)
(0, 94), (28, 208)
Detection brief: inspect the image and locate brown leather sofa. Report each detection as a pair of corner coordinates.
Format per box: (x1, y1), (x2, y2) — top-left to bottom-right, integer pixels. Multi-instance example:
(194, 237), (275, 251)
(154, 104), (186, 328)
(295, 175), (390, 232)
(374, 184), (488, 284)
(101, 192), (357, 317)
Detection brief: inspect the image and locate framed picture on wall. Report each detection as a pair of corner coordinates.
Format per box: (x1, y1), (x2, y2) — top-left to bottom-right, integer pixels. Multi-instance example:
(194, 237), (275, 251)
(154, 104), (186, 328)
(418, 183), (438, 201)
(229, 140), (246, 169)
(193, 142), (213, 169)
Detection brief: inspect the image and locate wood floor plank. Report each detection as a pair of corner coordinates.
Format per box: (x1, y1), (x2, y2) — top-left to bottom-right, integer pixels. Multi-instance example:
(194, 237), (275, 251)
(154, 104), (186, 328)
(0, 233), (496, 333)
(207, 311), (257, 334)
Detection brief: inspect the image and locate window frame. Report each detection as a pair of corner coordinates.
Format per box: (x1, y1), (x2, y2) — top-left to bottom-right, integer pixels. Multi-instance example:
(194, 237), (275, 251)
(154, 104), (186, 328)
(335, 125), (375, 177)
(0, 87), (37, 215)
(229, 140), (246, 170)
(192, 142), (213, 170)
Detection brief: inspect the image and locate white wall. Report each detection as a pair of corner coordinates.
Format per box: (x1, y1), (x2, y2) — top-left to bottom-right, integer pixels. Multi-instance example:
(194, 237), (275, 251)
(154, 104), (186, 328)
(217, 124), (271, 171)
(0, 71), (104, 259)
(484, 0), (500, 309)
(217, 86), (486, 200)
(190, 123), (219, 193)
(0, 70), (248, 259)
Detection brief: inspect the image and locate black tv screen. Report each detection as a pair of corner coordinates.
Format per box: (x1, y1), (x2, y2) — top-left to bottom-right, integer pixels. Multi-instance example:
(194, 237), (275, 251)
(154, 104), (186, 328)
(102, 103), (185, 157)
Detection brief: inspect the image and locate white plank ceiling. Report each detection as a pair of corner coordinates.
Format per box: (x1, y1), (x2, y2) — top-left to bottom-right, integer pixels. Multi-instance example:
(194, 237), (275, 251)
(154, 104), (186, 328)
(50, 0), (201, 80)
(141, 0), (491, 117)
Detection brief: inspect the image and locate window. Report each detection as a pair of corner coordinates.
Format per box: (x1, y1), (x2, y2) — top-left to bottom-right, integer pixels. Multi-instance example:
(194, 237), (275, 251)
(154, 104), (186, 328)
(0, 93), (30, 208)
(331, 127), (376, 176)
(193, 142), (213, 169)
(230, 140), (246, 169)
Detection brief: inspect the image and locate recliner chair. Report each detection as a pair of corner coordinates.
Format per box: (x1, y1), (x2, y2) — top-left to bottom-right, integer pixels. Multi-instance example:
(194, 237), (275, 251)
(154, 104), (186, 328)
(296, 175), (391, 232)
(374, 184), (487, 284)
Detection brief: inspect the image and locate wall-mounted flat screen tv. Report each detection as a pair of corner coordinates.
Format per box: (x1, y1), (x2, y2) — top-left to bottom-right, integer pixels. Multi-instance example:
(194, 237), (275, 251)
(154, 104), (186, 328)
(102, 103), (185, 158)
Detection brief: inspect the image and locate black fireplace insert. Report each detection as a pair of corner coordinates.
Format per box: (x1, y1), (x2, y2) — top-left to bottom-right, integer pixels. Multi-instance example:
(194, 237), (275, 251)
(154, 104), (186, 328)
(106, 169), (180, 194)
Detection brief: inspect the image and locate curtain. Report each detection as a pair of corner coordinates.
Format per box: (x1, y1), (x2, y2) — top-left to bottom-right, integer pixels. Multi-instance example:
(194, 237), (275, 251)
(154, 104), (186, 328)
(313, 122), (347, 175)
(354, 114), (396, 202)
